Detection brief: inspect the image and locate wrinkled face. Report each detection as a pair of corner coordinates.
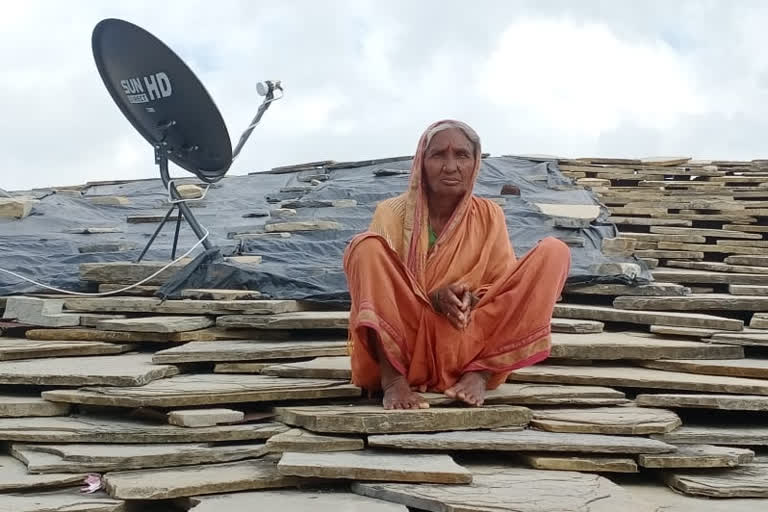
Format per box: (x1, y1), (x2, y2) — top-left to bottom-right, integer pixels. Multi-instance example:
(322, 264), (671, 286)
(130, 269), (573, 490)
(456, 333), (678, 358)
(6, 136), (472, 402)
(423, 128), (476, 199)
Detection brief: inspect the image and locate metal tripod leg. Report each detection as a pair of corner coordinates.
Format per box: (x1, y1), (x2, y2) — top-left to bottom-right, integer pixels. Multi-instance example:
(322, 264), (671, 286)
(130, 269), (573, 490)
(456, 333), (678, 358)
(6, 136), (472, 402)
(136, 205), (177, 263)
(136, 149), (215, 262)
(171, 210), (183, 259)
(157, 151), (213, 251)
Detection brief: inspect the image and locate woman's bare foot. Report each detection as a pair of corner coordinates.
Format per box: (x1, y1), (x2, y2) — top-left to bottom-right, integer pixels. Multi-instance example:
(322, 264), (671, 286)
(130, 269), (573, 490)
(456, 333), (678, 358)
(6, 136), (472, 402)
(444, 371), (490, 406)
(383, 376), (430, 410)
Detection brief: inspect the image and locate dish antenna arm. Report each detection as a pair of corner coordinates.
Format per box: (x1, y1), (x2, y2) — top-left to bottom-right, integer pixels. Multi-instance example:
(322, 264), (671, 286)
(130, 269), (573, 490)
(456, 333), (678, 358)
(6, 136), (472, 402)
(232, 80), (283, 161)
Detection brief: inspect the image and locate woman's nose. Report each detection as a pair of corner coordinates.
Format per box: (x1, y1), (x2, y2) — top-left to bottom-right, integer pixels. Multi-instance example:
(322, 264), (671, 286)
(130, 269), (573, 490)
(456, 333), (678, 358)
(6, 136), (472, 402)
(443, 155), (459, 172)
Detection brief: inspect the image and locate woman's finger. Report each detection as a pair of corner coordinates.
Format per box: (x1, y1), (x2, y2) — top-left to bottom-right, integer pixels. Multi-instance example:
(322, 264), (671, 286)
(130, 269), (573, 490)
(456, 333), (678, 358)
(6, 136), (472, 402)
(443, 291), (463, 309)
(461, 291), (471, 311)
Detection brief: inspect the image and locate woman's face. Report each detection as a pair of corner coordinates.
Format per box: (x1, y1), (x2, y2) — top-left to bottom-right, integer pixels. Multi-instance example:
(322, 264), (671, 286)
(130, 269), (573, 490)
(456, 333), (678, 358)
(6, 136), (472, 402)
(423, 128), (475, 200)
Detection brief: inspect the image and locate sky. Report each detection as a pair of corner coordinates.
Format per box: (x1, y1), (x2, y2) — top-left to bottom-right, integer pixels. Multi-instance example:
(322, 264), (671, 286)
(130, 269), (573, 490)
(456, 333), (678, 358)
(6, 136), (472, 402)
(3, 0), (768, 191)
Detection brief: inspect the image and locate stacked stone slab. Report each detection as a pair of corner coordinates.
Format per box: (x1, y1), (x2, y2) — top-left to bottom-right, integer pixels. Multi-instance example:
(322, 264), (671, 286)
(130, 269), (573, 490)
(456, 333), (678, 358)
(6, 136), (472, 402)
(3, 156), (768, 509)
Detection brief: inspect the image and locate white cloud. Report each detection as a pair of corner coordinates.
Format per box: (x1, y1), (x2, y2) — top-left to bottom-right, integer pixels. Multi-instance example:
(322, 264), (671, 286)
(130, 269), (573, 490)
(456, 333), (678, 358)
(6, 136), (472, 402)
(3, 1), (768, 190)
(480, 19), (706, 135)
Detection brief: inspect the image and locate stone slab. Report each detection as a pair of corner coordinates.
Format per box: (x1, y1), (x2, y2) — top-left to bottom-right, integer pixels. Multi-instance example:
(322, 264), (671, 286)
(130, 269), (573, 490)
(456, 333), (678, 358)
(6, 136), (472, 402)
(634, 249), (704, 259)
(168, 408), (245, 427)
(675, 259), (768, 277)
(624, 481), (766, 512)
(98, 284), (159, 296)
(79, 313), (128, 327)
(521, 454), (638, 473)
(265, 220), (340, 232)
(278, 451), (471, 484)
(649, 325), (727, 337)
(0, 337), (134, 360)
(266, 428), (364, 453)
(186, 490), (407, 512)
(609, 216), (691, 226)
(549, 331), (743, 360)
(78, 242), (137, 253)
(552, 303), (743, 330)
(2, 297), (81, 327)
(152, 339), (348, 364)
(0, 353), (178, 386)
(0, 415), (286, 443)
(126, 214), (172, 224)
(263, 357), (351, 379)
(638, 444), (754, 468)
(724, 223), (768, 232)
(175, 184), (203, 199)
(0, 198), (34, 219)
(65, 226), (122, 234)
(641, 157), (691, 166)
(726, 255), (768, 267)
(180, 289), (262, 300)
(620, 232), (707, 243)
(104, 458), (303, 500)
(752, 313), (768, 328)
(535, 203), (600, 219)
(652, 424), (768, 445)
(549, 317), (603, 333)
(530, 406), (681, 434)
(0, 491), (125, 512)
(79, 261), (190, 285)
(223, 255), (264, 265)
(63, 296), (300, 315)
(11, 442), (268, 473)
(0, 394), (70, 417)
(655, 266), (768, 285)
(665, 465), (768, 498)
(636, 393), (768, 411)
(368, 429), (675, 454)
(277, 405), (531, 434)
(0, 455), (85, 491)
(88, 196), (130, 206)
(25, 326), (249, 343)
(424, 383), (629, 406)
(95, 315), (214, 333)
(650, 226), (763, 239)
(640, 358), (768, 379)
(214, 362), (274, 373)
(222, 378), (626, 407)
(564, 282), (689, 296)
(709, 331), (768, 346)
(42, 375), (361, 407)
(353, 465), (654, 512)
(508, 364), (768, 395)
(614, 293), (768, 311)
(217, 311), (349, 329)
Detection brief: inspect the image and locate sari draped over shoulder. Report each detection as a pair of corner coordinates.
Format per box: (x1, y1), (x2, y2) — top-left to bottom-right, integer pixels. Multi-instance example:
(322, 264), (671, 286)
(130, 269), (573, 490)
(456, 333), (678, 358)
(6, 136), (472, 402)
(343, 120), (570, 392)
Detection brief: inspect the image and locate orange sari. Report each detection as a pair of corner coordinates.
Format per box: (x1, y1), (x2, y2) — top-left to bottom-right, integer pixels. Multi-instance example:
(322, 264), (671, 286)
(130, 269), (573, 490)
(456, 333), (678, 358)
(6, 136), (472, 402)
(343, 120), (570, 392)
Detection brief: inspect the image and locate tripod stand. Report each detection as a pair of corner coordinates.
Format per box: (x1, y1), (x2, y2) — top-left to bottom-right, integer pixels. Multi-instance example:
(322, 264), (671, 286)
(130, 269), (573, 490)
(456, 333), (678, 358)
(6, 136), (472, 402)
(135, 146), (213, 263)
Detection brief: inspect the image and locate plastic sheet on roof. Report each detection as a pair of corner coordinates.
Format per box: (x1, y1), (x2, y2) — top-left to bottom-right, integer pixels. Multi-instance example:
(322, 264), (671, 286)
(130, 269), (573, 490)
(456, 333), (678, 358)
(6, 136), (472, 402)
(0, 156), (650, 302)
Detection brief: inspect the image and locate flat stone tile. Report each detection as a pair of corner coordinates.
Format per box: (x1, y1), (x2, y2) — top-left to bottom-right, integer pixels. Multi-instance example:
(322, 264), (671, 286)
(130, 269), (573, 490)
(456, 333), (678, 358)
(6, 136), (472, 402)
(0, 353), (177, 386)
(104, 458), (304, 500)
(42, 375), (361, 407)
(0, 415), (287, 443)
(353, 465), (654, 511)
(276, 405), (532, 434)
(186, 490), (407, 511)
(278, 451), (472, 484)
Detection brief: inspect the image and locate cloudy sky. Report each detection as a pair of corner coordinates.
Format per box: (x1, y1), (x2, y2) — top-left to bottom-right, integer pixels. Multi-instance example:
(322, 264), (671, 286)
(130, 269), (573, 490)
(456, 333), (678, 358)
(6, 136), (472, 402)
(3, 1), (768, 191)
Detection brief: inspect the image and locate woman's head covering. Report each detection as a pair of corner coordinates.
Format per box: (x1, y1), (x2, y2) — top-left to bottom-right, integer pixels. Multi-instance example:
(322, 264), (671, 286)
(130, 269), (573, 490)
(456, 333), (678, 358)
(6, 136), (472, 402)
(403, 120), (483, 276)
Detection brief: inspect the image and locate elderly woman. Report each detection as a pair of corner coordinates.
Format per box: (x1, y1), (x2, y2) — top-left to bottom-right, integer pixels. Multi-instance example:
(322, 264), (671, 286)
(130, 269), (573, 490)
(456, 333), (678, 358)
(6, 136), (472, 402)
(343, 120), (570, 409)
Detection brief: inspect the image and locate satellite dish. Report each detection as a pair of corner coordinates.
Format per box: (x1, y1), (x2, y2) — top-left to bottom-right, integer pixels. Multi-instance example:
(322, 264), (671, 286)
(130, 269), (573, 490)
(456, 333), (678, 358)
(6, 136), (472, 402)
(91, 18), (282, 259)
(93, 18), (233, 181)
